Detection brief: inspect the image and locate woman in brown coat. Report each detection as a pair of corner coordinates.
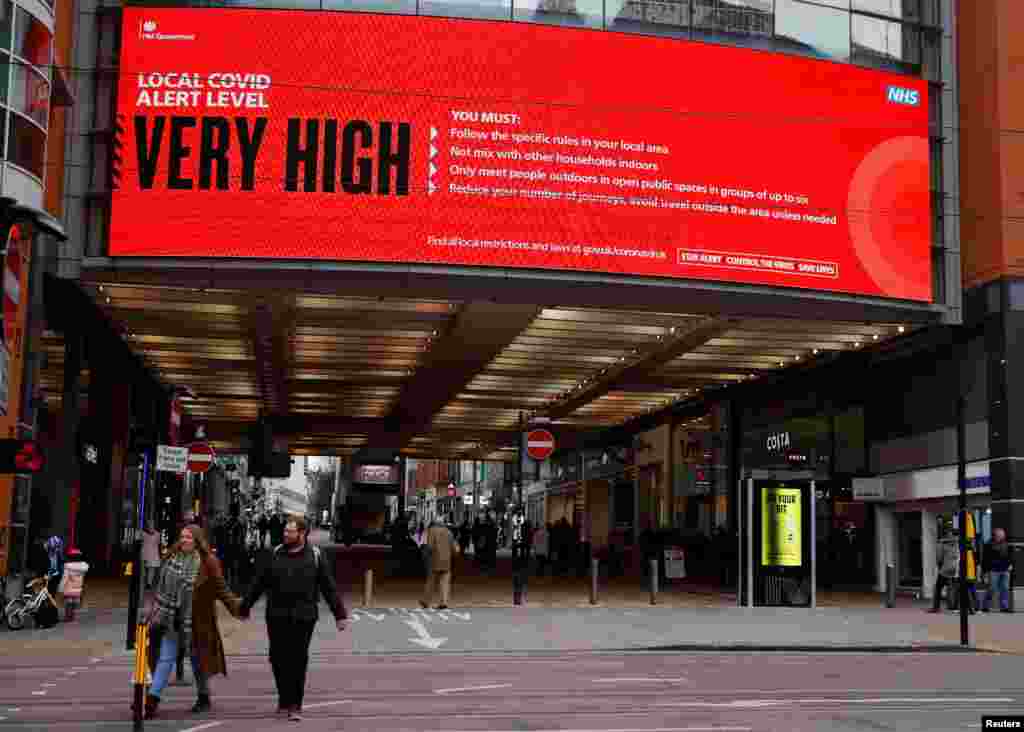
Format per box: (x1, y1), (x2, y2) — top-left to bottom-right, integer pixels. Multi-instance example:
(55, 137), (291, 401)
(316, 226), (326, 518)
(144, 524), (241, 718)
(189, 527), (242, 711)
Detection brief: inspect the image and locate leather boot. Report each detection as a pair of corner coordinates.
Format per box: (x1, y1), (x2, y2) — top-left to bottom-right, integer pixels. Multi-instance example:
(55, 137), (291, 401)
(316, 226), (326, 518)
(143, 694), (160, 719)
(191, 694), (211, 713)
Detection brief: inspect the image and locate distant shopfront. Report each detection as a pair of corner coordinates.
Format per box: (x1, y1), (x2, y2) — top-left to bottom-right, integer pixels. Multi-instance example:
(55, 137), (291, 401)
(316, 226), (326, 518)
(854, 461), (994, 599)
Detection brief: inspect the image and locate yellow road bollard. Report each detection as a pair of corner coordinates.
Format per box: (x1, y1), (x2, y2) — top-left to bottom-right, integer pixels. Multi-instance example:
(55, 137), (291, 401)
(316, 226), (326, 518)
(132, 623), (149, 730)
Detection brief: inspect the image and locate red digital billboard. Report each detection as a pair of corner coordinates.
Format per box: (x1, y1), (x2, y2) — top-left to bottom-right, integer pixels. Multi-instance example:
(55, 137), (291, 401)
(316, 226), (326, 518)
(112, 8), (932, 301)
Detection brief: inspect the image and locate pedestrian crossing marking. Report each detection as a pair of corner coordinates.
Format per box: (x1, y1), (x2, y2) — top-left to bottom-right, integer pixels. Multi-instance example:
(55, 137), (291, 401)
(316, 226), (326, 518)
(350, 607), (471, 623)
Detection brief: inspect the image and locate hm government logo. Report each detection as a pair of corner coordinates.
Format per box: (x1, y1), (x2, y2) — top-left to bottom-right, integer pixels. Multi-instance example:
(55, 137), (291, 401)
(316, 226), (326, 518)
(139, 19), (197, 42)
(886, 85), (920, 107)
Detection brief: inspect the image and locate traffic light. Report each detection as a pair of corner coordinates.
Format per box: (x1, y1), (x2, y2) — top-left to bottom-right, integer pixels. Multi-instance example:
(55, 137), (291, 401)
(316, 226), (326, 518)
(0, 439), (44, 474)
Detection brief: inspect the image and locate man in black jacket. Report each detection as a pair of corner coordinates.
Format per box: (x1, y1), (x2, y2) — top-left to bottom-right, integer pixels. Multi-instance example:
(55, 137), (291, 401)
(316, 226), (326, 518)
(240, 514), (347, 721)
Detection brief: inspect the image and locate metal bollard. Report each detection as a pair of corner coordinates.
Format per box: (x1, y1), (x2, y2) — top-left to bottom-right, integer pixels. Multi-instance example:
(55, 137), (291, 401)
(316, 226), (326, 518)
(363, 569), (373, 607)
(649, 559), (658, 605)
(885, 563), (896, 608)
(590, 558), (599, 605)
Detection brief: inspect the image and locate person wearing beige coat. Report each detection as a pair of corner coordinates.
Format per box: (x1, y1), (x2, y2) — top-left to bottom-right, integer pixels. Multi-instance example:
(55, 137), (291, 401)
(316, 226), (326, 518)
(420, 520), (459, 609)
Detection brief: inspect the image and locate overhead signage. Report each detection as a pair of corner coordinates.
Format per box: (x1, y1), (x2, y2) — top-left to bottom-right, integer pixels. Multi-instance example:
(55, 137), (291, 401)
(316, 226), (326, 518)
(766, 432), (791, 453)
(852, 477), (885, 501)
(761, 485), (802, 567)
(112, 9), (931, 301)
(156, 444), (188, 473)
(354, 463), (399, 485)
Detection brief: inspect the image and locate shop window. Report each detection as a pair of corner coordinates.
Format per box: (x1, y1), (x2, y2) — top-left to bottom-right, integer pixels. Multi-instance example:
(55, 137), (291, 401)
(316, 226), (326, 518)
(515, 0), (602, 29)
(693, 0), (773, 40)
(10, 61), (48, 128)
(0, 1), (11, 52)
(417, 0), (511, 21)
(852, 0), (919, 22)
(13, 7), (50, 71)
(834, 407), (866, 474)
(851, 14), (920, 73)
(612, 0), (691, 39)
(774, 0), (851, 62)
(6, 111), (45, 178)
(0, 52), (8, 103)
(919, 27), (940, 81)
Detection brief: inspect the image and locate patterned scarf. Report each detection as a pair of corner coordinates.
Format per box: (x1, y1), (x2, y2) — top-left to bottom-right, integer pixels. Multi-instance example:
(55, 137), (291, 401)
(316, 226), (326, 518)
(152, 551), (200, 648)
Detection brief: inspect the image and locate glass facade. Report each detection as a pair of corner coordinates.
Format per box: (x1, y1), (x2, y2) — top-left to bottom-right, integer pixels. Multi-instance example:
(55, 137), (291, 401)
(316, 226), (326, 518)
(0, 1), (51, 180)
(133, 0), (941, 77)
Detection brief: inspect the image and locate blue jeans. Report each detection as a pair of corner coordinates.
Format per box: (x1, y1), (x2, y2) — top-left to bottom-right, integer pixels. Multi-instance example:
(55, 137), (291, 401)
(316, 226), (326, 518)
(150, 632), (209, 699)
(984, 571), (1012, 611)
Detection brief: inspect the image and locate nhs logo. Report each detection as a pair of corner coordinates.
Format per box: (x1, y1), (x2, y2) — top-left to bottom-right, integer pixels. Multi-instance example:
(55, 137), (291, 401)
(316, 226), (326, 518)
(886, 86), (920, 106)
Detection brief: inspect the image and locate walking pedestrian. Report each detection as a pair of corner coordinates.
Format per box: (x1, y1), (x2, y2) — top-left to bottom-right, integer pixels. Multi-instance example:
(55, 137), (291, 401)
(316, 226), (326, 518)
(420, 518), (458, 610)
(532, 522), (549, 577)
(59, 548), (89, 622)
(44, 535), (65, 597)
(142, 524), (242, 719)
(142, 523), (162, 590)
(258, 513), (270, 549)
(982, 527), (1014, 613)
(928, 525), (960, 613)
(240, 515), (347, 721)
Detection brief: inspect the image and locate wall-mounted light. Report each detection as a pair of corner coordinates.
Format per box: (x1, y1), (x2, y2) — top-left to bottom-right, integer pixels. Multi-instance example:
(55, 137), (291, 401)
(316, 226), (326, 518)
(898, 326), (906, 334)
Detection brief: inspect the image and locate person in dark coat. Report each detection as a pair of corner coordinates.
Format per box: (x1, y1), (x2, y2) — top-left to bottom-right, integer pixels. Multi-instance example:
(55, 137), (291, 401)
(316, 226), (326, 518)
(269, 513), (285, 547)
(257, 514), (270, 549)
(240, 515), (347, 721)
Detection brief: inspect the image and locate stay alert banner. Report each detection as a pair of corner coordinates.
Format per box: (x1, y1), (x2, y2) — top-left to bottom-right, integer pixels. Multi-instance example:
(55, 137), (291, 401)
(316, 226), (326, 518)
(112, 8), (932, 301)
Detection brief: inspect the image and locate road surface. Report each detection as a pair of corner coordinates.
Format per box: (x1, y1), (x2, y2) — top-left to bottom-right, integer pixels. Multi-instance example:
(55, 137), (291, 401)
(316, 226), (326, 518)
(0, 648), (1019, 731)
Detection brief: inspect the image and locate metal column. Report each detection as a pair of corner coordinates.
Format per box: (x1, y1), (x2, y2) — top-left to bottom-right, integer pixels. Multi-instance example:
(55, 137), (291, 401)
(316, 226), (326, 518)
(746, 477), (753, 608)
(810, 479), (816, 609)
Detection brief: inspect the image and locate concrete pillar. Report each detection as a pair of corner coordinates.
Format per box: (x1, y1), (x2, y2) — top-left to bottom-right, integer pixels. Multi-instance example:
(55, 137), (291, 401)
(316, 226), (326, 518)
(922, 509), (939, 600)
(874, 505), (897, 594)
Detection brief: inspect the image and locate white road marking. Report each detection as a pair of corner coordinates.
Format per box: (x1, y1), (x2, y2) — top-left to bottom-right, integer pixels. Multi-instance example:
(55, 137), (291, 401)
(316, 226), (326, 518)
(65, 671), (78, 676)
(404, 617), (447, 650)
(593, 678), (690, 684)
(656, 697), (1013, 709)
(471, 728), (751, 732)
(30, 692), (46, 696)
(7, 708), (20, 712)
(72, 667), (88, 671)
(435, 683), (513, 695)
(179, 722), (224, 732)
(41, 683), (56, 687)
(302, 700), (353, 709)
(89, 658), (102, 663)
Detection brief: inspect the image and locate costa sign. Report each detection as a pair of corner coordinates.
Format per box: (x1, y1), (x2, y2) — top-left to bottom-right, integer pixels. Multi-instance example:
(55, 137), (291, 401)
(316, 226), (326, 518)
(112, 9), (931, 302)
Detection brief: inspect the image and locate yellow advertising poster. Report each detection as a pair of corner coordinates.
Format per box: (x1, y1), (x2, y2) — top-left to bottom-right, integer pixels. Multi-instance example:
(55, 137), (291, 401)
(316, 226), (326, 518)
(761, 486), (802, 567)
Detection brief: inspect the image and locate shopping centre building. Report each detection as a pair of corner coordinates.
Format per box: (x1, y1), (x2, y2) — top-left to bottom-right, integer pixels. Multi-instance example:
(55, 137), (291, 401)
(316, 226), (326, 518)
(1, 0), (1020, 607)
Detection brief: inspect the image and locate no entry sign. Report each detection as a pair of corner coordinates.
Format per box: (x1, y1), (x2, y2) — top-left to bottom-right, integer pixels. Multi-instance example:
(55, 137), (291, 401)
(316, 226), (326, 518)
(187, 442), (215, 473)
(526, 429), (555, 461)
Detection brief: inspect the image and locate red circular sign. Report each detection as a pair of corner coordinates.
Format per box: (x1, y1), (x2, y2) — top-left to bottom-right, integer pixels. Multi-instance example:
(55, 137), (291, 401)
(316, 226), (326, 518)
(526, 429), (555, 461)
(4, 225), (22, 349)
(187, 442), (215, 473)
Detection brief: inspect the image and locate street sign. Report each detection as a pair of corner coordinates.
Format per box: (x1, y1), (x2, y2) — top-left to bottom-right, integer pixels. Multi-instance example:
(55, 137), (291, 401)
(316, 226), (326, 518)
(526, 429), (555, 461)
(187, 441), (215, 473)
(156, 444), (188, 473)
